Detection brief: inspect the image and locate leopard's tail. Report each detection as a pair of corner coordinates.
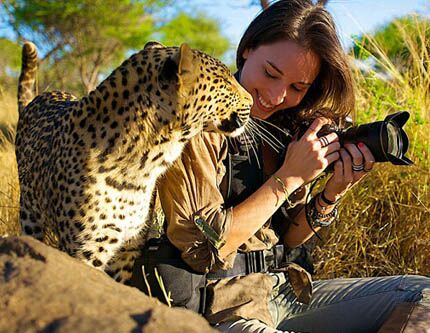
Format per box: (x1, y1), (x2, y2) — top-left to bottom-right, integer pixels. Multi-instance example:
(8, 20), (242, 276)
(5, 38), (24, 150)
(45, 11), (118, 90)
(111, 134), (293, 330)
(18, 41), (38, 114)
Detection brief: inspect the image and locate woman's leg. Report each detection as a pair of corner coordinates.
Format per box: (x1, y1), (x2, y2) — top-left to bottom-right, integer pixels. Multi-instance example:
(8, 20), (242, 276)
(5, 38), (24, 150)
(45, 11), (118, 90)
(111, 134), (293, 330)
(214, 319), (285, 333)
(271, 275), (430, 333)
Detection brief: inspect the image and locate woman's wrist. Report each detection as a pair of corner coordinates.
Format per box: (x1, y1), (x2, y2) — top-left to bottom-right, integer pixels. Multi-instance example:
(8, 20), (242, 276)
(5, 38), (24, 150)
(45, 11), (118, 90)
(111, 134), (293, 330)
(315, 193), (336, 214)
(320, 189), (341, 206)
(274, 170), (304, 194)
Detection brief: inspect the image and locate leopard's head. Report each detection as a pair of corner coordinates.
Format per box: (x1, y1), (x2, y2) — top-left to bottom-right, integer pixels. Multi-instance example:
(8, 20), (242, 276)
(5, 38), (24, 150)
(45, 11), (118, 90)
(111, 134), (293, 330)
(149, 42), (253, 138)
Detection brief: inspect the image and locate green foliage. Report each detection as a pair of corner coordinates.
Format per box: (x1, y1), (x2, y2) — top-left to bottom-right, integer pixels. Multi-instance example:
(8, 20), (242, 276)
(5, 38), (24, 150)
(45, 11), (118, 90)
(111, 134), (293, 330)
(1, 0), (230, 95)
(352, 15), (430, 70)
(3, 0), (159, 93)
(0, 38), (21, 92)
(158, 12), (230, 59)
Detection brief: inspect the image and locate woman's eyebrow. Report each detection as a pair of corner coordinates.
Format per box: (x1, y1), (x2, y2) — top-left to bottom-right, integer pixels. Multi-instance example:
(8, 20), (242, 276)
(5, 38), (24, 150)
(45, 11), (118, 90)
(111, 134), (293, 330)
(266, 60), (312, 86)
(266, 60), (284, 76)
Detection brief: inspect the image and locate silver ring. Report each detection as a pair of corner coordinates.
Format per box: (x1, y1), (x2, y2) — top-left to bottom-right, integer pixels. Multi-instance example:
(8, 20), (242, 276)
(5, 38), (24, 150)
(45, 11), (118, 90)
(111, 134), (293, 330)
(319, 136), (330, 148)
(352, 163), (365, 172)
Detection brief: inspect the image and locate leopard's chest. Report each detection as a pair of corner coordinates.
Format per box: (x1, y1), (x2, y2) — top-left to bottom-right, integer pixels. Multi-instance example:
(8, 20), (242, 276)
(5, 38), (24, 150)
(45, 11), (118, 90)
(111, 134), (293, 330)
(80, 132), (188, 240)
(139, 135), (187, 178)
(87, 178), (156, 241)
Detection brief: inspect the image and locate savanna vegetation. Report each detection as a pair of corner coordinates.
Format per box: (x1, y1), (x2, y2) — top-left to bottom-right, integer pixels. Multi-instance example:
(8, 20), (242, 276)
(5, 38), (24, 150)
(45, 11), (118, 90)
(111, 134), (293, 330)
(314, 14), (430, 278)
(0, 1), (428, 278)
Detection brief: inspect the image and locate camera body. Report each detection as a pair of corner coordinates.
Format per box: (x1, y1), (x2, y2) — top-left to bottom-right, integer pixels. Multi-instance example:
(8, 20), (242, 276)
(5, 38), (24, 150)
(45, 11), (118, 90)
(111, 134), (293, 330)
(299, 111), (413, 166)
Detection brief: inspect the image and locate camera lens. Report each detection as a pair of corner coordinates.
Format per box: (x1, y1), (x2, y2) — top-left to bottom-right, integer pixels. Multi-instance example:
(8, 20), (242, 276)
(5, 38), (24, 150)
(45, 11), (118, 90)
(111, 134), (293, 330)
(385, 122), (402, 158)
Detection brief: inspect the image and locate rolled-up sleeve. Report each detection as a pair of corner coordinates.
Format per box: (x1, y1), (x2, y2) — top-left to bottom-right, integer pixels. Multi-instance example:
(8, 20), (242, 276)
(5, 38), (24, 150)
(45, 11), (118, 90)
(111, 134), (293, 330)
(157, 132), (236, 273)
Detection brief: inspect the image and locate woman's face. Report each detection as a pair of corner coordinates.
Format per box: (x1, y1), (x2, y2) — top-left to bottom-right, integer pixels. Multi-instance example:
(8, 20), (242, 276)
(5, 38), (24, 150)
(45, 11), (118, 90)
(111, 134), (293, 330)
(240, 40), (321, 120)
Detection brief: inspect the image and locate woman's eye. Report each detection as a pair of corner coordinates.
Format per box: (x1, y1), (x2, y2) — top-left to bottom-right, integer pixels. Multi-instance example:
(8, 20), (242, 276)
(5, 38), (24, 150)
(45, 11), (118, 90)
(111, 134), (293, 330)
(292, 85), (306, 92)
(264, 69), (277, 79)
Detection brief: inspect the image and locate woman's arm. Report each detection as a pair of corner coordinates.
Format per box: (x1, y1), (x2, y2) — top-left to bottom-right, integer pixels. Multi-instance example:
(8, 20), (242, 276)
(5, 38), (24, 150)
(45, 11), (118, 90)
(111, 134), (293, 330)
(219, 118), (340, 258)
(219, 172), (303, 258)
(283, 141), (376, 248)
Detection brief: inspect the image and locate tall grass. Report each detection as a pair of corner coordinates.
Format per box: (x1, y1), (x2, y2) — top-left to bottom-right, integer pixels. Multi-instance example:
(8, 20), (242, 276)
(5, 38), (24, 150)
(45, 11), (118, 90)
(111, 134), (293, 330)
(0, 91), (20, 236)
(315, 15), (430, 278)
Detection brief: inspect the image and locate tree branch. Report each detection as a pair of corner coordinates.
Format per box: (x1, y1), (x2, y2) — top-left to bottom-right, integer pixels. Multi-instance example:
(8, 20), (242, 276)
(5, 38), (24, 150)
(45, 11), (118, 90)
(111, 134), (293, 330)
(41, 42), (65, 64)
(260, 0), (269, 9)
(2, 3), (24, 41)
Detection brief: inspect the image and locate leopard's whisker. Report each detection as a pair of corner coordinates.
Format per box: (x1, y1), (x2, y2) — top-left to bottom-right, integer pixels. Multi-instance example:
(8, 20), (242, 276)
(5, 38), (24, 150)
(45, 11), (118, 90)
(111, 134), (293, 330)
(243, 127), (261, 168)
(249, 118), (285, 150)
(245, 123), (264, 165)
(246, 120), (282, 152)
(240, 130), (251, 163)
(246, 121), (277, 152)
(247, 120), (279, 149)
(252, 117), (293, 139)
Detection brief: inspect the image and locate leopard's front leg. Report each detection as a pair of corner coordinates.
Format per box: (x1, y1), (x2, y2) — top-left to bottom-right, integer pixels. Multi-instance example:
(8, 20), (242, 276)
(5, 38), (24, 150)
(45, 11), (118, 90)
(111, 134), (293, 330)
(105, 242), (142, 284)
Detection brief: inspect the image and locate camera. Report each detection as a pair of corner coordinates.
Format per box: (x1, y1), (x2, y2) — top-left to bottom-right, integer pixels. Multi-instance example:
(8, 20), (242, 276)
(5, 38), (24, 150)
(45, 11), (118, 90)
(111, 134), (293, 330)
(299, 111), (413, 166)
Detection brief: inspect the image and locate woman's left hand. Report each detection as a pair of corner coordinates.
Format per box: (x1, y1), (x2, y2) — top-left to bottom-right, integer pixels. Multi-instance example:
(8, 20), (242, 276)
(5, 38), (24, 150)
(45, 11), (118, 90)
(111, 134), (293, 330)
(323, 142), (375, 202)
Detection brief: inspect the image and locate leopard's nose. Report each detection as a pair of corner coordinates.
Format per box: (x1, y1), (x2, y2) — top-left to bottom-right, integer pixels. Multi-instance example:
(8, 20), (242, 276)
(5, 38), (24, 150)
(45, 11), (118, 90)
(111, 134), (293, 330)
(219, 113), (245, 133)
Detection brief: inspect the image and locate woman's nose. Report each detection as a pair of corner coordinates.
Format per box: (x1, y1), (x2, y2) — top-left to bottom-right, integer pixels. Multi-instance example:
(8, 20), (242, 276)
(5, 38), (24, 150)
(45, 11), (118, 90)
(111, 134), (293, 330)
(268, 85), (287, 106)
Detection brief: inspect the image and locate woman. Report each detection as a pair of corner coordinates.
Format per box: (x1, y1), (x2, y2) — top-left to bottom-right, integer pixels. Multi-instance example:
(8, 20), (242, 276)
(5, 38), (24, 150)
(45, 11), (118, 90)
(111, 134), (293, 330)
(155, 1), (430, 331)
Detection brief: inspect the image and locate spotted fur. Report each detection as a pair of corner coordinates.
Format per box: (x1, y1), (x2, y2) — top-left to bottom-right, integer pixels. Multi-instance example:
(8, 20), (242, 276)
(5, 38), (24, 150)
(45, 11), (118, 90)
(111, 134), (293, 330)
(16, 41), (252, 283)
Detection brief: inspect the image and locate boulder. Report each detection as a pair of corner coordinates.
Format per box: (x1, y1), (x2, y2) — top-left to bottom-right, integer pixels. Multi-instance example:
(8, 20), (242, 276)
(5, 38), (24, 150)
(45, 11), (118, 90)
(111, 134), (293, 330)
(0, 236), (216, 333)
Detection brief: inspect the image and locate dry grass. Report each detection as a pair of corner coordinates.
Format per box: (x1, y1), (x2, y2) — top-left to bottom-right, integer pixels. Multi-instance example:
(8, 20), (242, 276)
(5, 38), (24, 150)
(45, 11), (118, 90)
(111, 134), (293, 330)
(315, 15), (430, 279)
(315, 148), (430, 278)
(0, 130), (20, 237)
(0, 89), (20, 236)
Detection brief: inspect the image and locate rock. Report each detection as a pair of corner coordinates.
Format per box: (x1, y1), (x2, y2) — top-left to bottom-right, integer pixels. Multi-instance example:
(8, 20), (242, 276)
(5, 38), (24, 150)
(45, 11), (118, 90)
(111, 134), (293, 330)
(0, 236), (216, 333)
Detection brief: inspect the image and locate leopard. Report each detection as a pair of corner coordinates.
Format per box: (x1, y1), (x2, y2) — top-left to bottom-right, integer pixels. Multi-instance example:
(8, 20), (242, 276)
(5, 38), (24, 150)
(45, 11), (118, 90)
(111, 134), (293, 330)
(15, 40), (252, 283)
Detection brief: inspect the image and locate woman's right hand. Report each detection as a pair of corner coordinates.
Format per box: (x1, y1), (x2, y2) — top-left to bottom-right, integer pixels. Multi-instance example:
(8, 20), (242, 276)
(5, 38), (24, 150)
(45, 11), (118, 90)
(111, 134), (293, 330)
(277, 117), (341, 185)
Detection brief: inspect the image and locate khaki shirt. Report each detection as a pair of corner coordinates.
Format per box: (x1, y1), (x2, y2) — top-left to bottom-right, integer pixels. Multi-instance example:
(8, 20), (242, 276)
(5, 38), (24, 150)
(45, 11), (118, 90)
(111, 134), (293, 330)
(158, 132), (311, 326)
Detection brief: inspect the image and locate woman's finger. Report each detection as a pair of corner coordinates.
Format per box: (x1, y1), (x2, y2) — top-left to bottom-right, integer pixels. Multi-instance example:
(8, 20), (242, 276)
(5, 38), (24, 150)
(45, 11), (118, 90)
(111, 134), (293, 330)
(332, 159), (343, 182)
(304, 117), (331, 140)
(321, 139), (340, 156)
(325, 151), (340, 166)
(340, 148), (353, 183)
(344, 143), (364, 172)
(357, 142), (375, 172)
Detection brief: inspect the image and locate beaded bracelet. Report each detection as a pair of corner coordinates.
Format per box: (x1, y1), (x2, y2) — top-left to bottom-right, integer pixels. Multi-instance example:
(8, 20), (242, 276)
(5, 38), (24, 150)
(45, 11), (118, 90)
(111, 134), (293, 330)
(309, 195), (338, 228)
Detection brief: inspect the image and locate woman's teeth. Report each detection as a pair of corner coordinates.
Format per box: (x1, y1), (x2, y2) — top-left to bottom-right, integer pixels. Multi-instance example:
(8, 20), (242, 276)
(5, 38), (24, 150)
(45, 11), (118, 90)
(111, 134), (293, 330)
(258, 94), (273, 109)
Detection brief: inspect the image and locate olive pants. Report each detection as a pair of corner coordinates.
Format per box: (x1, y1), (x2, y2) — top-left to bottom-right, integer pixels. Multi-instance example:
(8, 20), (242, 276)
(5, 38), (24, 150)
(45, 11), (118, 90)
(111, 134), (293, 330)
(214, 274), (430, 333)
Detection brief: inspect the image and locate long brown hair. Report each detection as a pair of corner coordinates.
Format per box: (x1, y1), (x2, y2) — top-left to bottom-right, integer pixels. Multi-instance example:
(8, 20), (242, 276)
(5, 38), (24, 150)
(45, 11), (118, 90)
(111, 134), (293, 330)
(236, 0), (354, 126)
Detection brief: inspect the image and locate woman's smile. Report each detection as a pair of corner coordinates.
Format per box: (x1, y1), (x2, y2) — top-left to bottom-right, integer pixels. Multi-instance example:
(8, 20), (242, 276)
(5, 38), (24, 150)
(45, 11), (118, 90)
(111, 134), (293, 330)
(256, 91), (277, 112)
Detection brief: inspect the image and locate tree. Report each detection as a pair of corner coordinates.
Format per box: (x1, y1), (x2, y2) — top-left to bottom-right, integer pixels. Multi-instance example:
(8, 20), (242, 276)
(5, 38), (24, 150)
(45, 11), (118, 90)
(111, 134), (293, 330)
(2, 0), (160, 93)
(157, 12), (230, 59)
(1, 0), (230, 95)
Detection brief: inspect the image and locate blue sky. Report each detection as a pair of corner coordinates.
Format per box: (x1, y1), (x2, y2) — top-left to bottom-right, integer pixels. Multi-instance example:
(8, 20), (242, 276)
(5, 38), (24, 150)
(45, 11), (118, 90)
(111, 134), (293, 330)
(185, 0), (429, 61)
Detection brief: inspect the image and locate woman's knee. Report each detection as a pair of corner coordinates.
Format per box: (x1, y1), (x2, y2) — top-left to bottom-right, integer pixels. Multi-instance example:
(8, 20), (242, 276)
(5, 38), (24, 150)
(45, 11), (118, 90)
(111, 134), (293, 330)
(396, 275), (430, 303)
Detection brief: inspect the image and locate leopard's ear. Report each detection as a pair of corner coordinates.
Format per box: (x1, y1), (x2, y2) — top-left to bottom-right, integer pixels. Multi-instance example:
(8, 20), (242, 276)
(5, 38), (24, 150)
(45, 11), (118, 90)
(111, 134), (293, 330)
(177, 44), (194, 76)
(177, 43), (197, 89)
(159, 43), (197, 91)
(144, 41), (165, 50)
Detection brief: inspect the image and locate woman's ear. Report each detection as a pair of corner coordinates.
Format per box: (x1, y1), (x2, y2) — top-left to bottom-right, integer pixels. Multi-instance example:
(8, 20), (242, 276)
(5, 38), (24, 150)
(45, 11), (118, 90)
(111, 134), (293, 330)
(243, 48), (250, 60)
